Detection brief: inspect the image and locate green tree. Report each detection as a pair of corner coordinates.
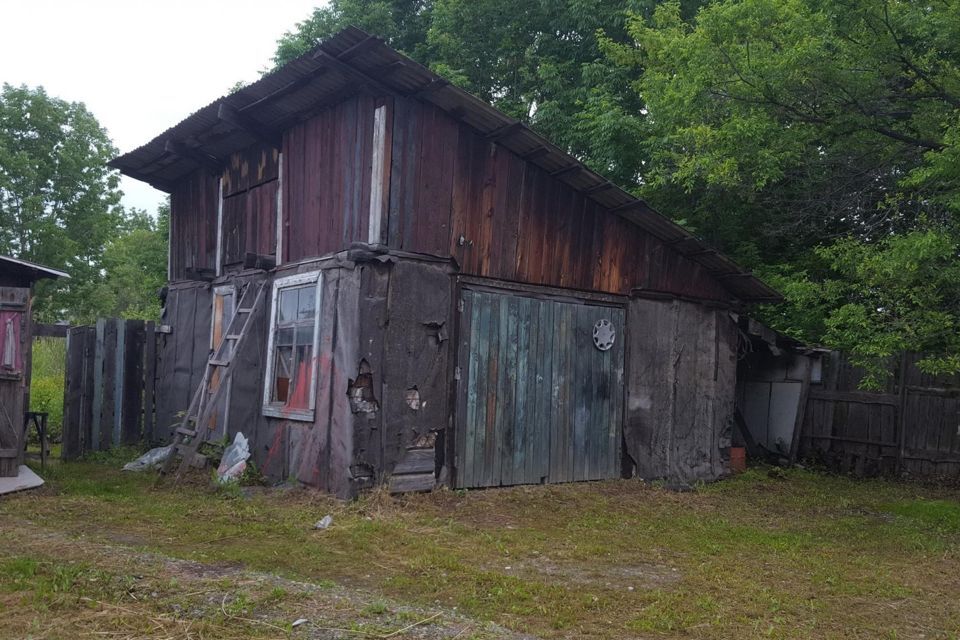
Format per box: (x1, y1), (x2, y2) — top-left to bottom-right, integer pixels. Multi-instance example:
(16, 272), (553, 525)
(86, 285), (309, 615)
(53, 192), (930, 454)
(77, 203), (169, 324)
(273, 0), (692, 186)
(0, 84), (124, 320)
(274, 0), (960, 378)
(273, 0), (435, 67)
(615, 0), (960, 258)
(609, 0), (960, 378)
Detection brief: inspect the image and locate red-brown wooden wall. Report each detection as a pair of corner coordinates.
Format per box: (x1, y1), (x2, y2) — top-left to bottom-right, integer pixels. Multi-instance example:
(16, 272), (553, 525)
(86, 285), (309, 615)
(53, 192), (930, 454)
(170, 92), (730, 302)
(282, 94), (377, 263)
(169, 170), (218, 280)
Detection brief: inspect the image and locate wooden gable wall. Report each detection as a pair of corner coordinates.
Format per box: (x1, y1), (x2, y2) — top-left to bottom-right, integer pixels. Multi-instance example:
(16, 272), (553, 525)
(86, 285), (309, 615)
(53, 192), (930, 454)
(170, 92), (731, 302)
(282, 94), (378, 263)
(384, 96), (729, 301)
(221, 143), (280, 267)
(169, 170), (218, 280)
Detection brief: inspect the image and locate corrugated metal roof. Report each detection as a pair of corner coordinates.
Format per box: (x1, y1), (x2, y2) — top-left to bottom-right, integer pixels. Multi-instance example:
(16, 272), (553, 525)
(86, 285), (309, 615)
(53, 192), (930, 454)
(109, 26), (781, 303)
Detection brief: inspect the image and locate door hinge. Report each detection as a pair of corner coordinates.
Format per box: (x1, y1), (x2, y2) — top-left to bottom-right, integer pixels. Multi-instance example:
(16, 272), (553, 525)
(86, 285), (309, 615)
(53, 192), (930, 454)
(457, 298), (464, 313)
(454, 366), (461, 380)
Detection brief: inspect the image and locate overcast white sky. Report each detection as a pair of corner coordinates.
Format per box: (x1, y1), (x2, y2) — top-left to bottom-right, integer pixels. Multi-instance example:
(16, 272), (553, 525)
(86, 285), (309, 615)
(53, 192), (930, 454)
(2, 0), (324, 214)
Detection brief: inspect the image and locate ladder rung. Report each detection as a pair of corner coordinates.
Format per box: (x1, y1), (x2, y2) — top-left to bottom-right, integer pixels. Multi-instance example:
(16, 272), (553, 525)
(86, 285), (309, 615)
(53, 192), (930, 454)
(224, 334), (242, 340)
(236, 307), (253, 313)
(209, 359), (229, 366)
(176, 427), (197, 437)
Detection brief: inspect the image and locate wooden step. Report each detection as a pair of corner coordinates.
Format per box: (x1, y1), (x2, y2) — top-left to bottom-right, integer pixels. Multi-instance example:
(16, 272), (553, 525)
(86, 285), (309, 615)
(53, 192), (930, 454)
(175, 427), (197, 437)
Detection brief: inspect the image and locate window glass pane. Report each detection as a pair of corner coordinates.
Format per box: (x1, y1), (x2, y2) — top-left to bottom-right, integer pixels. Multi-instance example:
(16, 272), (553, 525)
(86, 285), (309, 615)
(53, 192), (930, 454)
(298, 286), (316, 320)
(275, 326), (295, 346)
(272, 345), (294, 403)
(279, 287), (299, 323)
(267, 275), (321, 414)
(295, 324), (314, 347)
(285, 344), (314, 410)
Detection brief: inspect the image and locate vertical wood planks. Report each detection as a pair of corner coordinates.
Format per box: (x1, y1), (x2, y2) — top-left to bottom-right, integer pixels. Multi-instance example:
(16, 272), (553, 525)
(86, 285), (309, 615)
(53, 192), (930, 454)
(456, 288), (625, 488)
(91, 319), (105, 451)
(170, 170), (219, 279)
(61, 319), (160, 455)
(624, 298), (736, 484)
(143, 321), (156, 443)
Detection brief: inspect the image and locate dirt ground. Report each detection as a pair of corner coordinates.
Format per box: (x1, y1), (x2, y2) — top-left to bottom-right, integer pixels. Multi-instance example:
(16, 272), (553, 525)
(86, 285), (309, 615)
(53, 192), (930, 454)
(2, 458), (960, 639)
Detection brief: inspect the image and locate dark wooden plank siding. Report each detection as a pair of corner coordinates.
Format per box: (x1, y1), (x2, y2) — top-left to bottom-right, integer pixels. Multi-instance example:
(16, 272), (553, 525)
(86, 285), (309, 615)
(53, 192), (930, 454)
(222, 180), (279, 266)
(154, 283), (210, 442)
(170, 170), (219, 280)
(168, 93), (733, 303)
(282, 95), (377, 263)
(382, 97), (730, 301)
(221, 142), (279, 197)
(797, 352), (960, 478)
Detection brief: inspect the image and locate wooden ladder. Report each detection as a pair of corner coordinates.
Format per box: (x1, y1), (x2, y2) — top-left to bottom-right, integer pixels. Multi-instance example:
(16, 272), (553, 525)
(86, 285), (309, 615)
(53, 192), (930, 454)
(156, 281), (266, 485)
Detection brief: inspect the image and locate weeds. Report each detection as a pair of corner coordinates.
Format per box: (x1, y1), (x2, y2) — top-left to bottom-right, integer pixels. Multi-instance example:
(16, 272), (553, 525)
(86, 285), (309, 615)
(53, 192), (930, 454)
(3, 460), (960, 638)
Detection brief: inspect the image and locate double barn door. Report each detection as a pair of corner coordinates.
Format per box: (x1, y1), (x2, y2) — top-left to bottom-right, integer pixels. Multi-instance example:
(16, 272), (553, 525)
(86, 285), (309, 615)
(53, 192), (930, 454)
(455, 288), (625, 488)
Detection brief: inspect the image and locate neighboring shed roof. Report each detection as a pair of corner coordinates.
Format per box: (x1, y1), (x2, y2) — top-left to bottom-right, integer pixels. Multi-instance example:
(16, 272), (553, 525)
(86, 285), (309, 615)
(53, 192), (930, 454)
(109, 26), (780, 303)
(0, 255), (69, 284)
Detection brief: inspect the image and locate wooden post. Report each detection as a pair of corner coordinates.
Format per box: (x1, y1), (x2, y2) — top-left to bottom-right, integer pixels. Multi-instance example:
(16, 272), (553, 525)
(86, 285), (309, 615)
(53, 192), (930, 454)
(121, 320), (145, 445)
(90, 319), (105, 451)
(895, 351), (909, 475)
(61, 328), (82, 459)
(788, 358), (812, 466)
(143, 321), (156, 444)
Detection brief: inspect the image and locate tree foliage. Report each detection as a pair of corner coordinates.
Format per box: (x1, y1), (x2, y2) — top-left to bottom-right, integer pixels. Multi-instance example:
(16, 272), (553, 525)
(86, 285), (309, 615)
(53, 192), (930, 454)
(271, 0), (960, 381)
(0, 84), (125, 319)
(617, 0), (960, 381)
(0, 84), (167, 323)
(272, 0), (673, 185)
(75, 204), (169, 325)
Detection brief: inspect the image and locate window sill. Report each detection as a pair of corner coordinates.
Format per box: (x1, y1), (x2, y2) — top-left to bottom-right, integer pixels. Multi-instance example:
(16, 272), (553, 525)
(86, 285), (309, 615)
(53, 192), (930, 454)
(262, 405), (315, 422)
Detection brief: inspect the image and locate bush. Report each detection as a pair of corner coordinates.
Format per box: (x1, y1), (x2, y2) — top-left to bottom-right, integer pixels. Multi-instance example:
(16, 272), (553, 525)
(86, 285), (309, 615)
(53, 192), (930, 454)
(29, 337), (67, 442)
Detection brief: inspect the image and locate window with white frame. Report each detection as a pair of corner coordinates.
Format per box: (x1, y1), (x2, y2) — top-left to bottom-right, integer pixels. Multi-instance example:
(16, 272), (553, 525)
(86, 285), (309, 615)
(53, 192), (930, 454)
(262, 271), (322, 420)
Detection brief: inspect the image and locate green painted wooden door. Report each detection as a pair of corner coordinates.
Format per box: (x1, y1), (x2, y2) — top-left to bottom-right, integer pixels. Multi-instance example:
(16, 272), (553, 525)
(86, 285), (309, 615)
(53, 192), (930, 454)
(455, 288), (625, 488)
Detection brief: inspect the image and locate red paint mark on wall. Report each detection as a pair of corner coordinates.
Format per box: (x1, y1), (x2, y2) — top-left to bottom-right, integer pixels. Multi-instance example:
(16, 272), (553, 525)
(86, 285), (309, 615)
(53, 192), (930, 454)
(262, 421), (286, 475)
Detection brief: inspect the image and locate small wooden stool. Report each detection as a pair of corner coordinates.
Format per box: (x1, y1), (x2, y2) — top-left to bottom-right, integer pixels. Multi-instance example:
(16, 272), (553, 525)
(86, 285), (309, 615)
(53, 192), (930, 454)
(22, 411), (49, 471)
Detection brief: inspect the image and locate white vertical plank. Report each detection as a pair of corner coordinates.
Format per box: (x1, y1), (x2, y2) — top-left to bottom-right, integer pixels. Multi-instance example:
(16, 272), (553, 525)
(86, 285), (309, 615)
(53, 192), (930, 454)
(368, 105), (387, 245)
(276, 151), (284, 264)
(215, 176), (224, 276)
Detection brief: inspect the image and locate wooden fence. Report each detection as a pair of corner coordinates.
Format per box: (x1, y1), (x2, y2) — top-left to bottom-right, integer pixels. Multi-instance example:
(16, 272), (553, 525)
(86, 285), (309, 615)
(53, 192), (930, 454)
(799, 352), (960, 477)
(62, 319), (157, 458)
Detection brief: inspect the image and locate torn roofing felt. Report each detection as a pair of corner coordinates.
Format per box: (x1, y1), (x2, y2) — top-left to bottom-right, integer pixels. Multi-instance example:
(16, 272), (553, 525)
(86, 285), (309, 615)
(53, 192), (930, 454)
(109, 26), (781, 303)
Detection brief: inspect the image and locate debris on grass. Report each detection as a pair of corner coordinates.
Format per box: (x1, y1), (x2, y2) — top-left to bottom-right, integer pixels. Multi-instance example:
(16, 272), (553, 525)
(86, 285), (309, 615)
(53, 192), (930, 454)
(121, 445), (172, 472)
(217, 432), (250, 484)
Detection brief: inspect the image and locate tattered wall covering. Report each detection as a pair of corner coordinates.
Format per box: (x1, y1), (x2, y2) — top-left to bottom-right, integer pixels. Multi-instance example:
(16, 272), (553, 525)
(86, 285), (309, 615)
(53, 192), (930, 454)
(625, 298), (737, 484)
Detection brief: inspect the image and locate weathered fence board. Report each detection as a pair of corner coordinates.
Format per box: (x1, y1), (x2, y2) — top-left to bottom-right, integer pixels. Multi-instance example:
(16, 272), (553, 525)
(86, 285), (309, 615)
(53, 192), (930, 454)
(61, 319), (157, 458)
(798, 352), (960, 478)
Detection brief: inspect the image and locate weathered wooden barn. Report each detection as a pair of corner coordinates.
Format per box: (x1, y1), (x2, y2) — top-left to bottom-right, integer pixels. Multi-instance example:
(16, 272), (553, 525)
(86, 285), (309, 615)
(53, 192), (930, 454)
(0, 255), (67, 478)
(110, 27), (780, 497)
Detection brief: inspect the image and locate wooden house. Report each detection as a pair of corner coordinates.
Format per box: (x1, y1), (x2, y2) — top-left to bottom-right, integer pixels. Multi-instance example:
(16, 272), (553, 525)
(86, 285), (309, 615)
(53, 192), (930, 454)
(110, 28), (780, 497)
(0, 255), (67, 478)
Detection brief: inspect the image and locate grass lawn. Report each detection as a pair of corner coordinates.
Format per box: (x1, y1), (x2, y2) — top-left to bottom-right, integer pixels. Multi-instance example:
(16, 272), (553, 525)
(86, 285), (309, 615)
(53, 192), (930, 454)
(2, 458), (960, 639)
